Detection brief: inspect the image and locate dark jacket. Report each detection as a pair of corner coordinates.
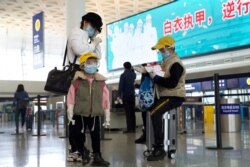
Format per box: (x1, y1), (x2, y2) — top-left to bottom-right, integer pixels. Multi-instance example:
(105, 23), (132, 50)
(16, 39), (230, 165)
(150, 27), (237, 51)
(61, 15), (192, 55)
(118, 69), (136, 97)
(14, 91), (29, 109)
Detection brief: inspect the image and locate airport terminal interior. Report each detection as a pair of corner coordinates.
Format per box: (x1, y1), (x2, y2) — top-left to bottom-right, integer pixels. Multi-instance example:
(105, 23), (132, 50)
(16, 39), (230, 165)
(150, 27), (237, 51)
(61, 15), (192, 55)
(1, 0), (250, 167)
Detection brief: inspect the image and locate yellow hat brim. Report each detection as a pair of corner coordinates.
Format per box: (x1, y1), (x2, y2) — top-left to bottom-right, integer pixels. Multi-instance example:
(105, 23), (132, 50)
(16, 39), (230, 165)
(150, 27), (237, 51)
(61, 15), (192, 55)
(151, 44), (165, 50)
(79, 53), (98, 68)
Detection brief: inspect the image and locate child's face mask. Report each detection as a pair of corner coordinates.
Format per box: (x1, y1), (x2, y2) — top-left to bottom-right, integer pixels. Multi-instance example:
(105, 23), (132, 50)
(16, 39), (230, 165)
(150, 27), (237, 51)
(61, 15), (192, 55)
(84, 64), (98, 74)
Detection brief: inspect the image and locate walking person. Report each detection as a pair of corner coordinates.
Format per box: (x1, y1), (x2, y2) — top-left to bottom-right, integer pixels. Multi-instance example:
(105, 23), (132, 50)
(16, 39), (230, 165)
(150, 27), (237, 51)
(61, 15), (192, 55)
(117, 62), (137, 133)
(13, 84), (29, 132)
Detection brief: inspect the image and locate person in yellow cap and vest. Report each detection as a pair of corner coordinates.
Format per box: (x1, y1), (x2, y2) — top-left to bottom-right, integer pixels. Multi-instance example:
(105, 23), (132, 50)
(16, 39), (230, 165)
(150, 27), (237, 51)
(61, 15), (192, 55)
(67, 52), (110, 166)
(136, 36), (186, 161)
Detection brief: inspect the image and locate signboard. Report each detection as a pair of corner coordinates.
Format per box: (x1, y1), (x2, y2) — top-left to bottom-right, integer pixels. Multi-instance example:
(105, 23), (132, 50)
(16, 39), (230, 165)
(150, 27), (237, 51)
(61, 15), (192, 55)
(239, 77), (250, 88)
(226, 78), (239, 89)
(201, 80), (226, 91)
(106, 0), (250, 71)
(201, 81), (213, 91)
(220, 104), (240, 114)
(185, 82), (201, 92)
(33, 11), (44, 69)
(213, 80), (226, 90)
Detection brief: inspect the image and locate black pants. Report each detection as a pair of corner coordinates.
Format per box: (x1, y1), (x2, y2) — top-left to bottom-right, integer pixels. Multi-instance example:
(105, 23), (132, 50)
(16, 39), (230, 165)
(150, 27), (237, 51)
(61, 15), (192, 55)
(18, 108), (26, 127)
(69, 122), (86, 152)
(123, 95), (136, 131)
(71, 115), (101, 154)
(150, 98), (183, 147)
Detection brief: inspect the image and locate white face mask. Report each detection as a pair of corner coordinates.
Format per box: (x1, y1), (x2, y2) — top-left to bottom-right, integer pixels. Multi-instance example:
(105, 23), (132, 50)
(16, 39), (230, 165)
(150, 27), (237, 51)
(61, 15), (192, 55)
(161, 50), (171, 60)
(85, 25), (95, 38)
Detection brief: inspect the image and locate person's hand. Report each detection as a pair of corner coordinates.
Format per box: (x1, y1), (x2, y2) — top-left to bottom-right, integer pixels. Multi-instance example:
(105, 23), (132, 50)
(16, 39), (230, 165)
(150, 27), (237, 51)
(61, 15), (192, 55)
(149, 71), (156, 78)
(103, 109), (111, 128)
(67, 104), (75, 125)
(116, 97), (123, 104)
(91, 37), (102, 45)
(134, 66), (147, 74)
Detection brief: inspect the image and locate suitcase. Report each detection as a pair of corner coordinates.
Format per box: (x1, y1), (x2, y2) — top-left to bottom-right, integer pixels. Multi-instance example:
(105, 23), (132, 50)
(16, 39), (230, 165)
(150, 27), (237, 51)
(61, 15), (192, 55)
(26, 107), (33, 130)
(163, 109), (177, 159)
(144, 109), (177, 159)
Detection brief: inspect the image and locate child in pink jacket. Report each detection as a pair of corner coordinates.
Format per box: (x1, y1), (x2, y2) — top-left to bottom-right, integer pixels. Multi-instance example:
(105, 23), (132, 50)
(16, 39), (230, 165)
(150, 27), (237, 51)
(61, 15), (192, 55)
(67, 52), (110, 166)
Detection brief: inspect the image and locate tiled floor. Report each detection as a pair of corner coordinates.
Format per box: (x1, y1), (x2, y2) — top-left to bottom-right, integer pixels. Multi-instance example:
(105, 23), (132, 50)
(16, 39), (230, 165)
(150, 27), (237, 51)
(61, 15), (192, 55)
(0, 120), (250, 167)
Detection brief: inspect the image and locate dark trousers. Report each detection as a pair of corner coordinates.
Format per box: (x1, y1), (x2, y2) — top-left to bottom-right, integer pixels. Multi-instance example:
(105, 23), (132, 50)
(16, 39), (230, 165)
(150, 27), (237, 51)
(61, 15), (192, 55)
(123, 95), (136, 131)
(71, 115), (101, 154)
(69, 122), (86, 152)
(150, 98), (183, 147)
(18, 108), (26, 127)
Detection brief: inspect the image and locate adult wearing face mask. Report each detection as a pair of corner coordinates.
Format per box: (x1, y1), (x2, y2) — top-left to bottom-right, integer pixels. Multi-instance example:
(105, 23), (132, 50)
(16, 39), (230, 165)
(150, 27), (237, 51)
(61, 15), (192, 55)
(139, 36), (186, 161)
(66, 12), (103, 162)
(67, 12), (103, 68)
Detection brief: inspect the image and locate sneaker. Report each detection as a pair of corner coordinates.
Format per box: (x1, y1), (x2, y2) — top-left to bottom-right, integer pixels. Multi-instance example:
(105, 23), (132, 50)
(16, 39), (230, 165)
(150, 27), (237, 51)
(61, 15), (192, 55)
(74, 152), (82, 162)
(67, 152), (82, 162)
(147, 146), (166, 161)
(67, 152), (75, 162)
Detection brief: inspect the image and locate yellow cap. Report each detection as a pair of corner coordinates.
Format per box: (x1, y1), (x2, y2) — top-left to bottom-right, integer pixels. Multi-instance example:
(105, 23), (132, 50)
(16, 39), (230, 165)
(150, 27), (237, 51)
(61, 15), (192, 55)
(151, 36), (175, 50)
(79, 52), (98, 67)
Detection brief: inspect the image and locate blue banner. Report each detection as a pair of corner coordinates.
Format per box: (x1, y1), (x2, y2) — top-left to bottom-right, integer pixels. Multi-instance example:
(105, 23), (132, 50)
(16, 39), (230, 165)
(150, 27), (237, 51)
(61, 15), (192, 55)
(33, 11), (44, 69)
(220, 104), (240, 114)
(106, 0), (250, 71)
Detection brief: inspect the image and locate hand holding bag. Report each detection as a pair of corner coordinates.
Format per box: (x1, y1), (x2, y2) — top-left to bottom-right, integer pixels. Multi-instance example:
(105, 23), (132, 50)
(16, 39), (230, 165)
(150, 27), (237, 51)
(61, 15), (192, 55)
(44, 45), (78, 94)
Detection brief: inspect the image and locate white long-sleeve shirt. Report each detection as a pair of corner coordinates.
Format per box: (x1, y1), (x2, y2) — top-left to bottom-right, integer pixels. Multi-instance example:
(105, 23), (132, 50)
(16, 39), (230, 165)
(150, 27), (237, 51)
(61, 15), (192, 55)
(67, 27), (102, 64)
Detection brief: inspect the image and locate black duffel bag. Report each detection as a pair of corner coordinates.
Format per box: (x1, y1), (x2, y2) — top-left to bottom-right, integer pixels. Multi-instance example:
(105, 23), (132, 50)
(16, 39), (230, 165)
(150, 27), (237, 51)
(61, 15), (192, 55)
(44, 45), (78, 94)
(44, 65), (77, 94)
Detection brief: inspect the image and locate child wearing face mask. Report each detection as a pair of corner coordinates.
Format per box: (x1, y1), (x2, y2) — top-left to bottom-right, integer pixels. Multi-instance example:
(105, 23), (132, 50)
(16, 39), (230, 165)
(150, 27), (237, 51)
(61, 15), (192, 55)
(67, 52), (110, 166)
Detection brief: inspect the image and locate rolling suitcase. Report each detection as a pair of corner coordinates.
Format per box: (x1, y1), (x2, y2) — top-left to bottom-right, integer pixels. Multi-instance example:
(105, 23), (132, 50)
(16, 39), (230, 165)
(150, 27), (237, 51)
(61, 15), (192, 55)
(163, 109), (177, 159)
(26, 107), (33, 130)
(144, 109), (177, 159)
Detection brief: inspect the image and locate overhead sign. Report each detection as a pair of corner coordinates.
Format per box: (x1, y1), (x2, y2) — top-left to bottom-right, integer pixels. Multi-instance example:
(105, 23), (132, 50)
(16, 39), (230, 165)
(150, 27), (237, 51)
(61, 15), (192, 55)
(185, 82), (201, 92)
(239, 77), (250, 88)
(106, 0), (250, 71)
(220, 104), (240, 114)
(226, 78), (239, 89)
(33, 11), (44, 69)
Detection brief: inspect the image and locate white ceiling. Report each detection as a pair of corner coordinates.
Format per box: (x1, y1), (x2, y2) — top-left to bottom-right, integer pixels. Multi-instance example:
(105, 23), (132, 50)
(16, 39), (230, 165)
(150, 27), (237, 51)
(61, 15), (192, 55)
(0, 0), (172, 36)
